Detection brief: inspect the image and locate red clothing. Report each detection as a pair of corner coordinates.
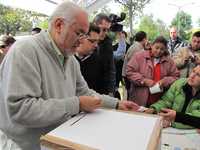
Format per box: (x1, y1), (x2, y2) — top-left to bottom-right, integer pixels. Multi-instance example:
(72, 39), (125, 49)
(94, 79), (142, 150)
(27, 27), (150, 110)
(126, 50), (180, 106)
(147, 62), (161, 106)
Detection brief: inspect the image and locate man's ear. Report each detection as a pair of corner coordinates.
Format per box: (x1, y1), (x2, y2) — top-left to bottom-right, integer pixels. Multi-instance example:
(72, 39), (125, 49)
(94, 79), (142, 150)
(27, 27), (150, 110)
(54, 18), (65, 34)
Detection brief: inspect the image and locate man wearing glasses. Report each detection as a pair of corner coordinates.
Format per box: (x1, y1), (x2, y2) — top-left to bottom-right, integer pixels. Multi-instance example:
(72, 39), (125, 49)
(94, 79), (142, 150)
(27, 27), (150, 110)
(75, 23), (102, 92)
(0, 2), (139, 150)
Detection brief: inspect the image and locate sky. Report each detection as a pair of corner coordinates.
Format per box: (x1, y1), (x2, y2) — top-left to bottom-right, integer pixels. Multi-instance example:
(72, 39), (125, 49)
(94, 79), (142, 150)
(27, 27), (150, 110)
(143, 0), (200, 27)
(107, 0), (200, 27)
(1, 0), (200, 27)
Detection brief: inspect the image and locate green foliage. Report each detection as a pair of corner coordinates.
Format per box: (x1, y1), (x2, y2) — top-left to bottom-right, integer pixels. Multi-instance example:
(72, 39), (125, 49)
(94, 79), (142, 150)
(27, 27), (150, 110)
(120, 5), (131, 28)
(0, 4), (48, 35)
(171, 11), (192, 40)
(137, 15), (169, 41)
(156, 19), (170, 38)
(116, 0), (151, 36)
(0, 4), (31, 35)
(38, 19), (49, 30)
(186, 28), (200, 42)
(89, 6), (111, 22)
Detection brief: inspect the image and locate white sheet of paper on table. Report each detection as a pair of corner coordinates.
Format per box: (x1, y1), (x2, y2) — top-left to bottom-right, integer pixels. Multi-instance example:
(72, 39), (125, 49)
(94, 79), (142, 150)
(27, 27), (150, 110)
(162, 127), (200, 150)
(48, 109), (161, 150)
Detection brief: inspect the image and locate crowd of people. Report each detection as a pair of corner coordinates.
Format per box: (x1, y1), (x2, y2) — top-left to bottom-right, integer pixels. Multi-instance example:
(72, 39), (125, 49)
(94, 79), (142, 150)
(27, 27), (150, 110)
(0, 1), (199, 150)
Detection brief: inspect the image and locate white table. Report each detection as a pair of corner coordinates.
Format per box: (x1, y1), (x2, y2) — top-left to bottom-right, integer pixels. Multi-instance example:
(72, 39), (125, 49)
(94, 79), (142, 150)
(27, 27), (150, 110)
(161, 127), (200, 150)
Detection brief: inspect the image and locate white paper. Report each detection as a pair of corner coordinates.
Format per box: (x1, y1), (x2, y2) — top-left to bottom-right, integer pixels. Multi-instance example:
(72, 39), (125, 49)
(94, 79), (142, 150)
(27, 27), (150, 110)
(149, 83), (162, 94)
(161, 127), (200, 150)
(48, 109), (161, 150)
(162, 127), (198, 135)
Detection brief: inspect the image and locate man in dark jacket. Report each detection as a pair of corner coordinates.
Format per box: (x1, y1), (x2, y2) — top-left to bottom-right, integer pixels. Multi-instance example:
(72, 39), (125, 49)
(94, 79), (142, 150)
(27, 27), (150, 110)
(76, 15), (115, 95)
(75, 23), (101, 91)
(89, 13), (116, 95)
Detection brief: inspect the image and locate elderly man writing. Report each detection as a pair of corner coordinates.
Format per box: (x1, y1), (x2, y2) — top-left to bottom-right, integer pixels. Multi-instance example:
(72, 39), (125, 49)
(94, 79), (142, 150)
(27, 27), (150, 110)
(0, 2), (139, 150)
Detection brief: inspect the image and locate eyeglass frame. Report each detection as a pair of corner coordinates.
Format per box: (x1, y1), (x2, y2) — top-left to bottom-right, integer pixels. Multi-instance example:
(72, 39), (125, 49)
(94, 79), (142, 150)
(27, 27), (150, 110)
(61, 17), (88, 39)
(86, 38), (99, 44)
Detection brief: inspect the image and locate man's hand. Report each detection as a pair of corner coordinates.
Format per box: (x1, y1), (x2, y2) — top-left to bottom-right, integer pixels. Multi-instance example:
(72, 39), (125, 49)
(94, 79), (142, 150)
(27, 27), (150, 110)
(79, 96), (102, 112)
(143, 79), (155, 87)
(159, 108), (176, 122)
(144, 108), (155, 114)
(118, 101), (139, 111)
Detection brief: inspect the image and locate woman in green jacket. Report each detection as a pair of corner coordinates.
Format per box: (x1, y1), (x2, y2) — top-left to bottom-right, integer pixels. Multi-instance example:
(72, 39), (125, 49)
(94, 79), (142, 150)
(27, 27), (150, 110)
(145, 65), (200, 129)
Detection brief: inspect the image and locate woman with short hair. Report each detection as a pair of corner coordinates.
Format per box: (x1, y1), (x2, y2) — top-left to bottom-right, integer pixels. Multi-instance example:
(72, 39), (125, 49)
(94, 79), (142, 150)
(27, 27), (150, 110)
(126, 36), (180, 107)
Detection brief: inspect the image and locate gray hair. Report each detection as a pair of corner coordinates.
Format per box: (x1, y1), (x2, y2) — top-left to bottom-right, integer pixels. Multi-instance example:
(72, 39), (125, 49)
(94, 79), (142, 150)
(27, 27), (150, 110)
(48, 1), (85, 30)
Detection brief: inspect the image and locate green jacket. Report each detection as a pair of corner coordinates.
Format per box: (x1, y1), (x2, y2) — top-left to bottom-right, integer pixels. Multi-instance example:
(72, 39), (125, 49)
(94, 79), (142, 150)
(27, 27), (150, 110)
(150, 78), (200, 129)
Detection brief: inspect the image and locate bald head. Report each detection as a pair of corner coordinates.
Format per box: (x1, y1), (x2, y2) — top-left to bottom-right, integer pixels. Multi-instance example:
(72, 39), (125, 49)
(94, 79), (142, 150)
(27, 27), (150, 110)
(48, 1), (89, 55)
(170, 27), (178, 40)
(49, 1), (87, 30)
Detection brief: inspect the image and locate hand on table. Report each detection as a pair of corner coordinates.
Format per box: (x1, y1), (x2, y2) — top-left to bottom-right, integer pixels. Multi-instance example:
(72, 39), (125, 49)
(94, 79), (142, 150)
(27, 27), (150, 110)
(117, 101), (140, 111)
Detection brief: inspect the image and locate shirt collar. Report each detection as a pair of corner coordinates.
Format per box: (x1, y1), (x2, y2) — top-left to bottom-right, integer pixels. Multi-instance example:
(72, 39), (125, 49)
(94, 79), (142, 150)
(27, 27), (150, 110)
(183, 83), (200, 99)
(47, 31), (65, 66)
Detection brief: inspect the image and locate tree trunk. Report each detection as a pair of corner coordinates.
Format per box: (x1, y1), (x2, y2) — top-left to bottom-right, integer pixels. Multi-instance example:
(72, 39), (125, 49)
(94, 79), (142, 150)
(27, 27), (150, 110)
(129, 0), (133, 37)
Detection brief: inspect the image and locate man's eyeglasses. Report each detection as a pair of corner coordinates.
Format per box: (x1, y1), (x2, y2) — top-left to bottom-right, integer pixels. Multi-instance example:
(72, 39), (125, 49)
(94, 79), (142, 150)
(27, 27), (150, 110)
(75, 31), (88, 38)
(87, 38), (99, 44)
(61, 18), (88, 39)
(75, 31), (88, 39)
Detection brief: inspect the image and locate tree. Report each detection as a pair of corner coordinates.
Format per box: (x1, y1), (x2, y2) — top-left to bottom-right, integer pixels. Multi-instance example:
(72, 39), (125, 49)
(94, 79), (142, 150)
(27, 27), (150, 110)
(37, 19), (49, 30)
(0, 5), (31, 35)
(156, 19), (169, 38)
(115, 0), (151, 36)
(137, 15), (169, 41)
(0, 4), (48, 35)
(171, 11), (192, 40)
(89, 6), (111, 22)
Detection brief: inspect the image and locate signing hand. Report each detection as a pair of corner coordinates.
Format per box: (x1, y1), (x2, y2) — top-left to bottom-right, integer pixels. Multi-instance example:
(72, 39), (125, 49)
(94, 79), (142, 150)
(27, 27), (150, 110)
(79, 96), (102, 112)
(159, 108), (176, 122)
(118, 101), (139, 111)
